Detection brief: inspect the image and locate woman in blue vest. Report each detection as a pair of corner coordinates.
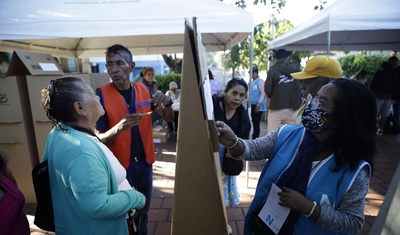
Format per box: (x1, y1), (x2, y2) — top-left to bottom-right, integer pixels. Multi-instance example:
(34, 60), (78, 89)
(216, 79), (376, 235)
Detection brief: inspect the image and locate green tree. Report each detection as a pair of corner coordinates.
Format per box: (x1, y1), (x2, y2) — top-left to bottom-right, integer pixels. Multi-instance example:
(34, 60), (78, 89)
(220, 18), (294, 76)
(155, 73), (182, 93)
(161, 0), (288, 73)
(314, 0), (327, 10)
(338, 54), (388, 83)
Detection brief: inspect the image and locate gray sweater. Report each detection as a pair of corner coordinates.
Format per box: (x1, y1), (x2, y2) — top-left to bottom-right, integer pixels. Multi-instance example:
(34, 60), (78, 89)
(236, 126), (369, 234)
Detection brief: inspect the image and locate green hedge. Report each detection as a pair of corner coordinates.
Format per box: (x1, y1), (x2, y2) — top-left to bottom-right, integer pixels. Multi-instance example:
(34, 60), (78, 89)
(338, 55), (388, 83)
(155, 73), (182, 93)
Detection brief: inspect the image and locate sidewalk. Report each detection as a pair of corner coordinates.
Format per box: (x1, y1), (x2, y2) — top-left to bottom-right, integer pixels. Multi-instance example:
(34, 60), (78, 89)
(25, 121), (400, 235)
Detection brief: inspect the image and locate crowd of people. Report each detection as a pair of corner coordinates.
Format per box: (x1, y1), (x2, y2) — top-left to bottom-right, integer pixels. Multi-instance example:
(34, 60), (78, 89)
(4, 43), (398, 235)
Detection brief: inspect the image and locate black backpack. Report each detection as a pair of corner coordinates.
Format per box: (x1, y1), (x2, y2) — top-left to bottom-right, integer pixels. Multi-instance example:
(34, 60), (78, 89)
(31, 160), (55, 231)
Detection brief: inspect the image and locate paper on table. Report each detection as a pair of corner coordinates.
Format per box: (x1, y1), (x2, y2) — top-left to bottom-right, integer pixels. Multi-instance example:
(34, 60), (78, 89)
(258, 183), (291, 234)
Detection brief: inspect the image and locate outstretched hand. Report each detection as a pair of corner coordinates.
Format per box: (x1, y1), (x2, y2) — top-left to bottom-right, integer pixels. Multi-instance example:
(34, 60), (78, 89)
(118, 113), (145, 131)
(215, 120), (237, 147)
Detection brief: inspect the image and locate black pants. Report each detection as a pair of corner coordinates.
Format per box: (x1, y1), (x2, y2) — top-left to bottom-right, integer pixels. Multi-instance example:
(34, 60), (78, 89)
(168, 111), (179, 132)
(251, 104), (263, 139)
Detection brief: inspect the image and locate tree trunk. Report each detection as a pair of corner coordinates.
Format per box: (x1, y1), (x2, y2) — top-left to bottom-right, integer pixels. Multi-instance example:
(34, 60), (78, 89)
(162, 54), (182, 73)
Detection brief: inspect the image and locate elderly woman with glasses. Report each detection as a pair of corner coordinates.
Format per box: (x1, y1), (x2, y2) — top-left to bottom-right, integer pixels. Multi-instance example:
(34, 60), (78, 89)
(216, 79), (376, 235)
(40, 77), (146, 234)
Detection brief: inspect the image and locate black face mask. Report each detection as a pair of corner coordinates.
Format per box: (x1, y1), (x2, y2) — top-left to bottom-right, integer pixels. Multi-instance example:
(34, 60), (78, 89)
(301, 99), (330, 133)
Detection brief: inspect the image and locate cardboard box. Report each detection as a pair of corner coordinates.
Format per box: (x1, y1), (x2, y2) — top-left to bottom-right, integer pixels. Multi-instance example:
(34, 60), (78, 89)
(3, 51), (106, 203)
(0, 75), (38, 203)
(153, 129), (169, 143)
(88, 73), (111, 90)
(3, 50), (66, 203)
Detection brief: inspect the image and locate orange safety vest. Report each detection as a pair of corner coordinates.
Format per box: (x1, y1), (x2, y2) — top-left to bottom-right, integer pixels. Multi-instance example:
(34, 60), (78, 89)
(100, 82), (155, 168)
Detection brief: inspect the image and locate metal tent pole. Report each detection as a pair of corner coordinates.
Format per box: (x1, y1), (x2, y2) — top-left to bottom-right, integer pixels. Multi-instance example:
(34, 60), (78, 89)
(246, 28), (255, 188)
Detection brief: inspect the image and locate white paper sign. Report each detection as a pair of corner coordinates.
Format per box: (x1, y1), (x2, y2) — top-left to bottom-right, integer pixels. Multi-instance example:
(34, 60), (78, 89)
(39, 62), (59, 71)
(258, 183), (291, 234)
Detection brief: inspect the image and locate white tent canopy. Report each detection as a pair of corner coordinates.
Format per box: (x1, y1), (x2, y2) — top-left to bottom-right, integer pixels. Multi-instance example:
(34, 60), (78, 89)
(0, 0), (253, 58)
(268, 0), (400, 52)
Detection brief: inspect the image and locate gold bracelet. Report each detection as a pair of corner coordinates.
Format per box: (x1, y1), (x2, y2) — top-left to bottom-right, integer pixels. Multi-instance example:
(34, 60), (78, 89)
(227, 136), (239, 149)
(305, 201), (317, 217)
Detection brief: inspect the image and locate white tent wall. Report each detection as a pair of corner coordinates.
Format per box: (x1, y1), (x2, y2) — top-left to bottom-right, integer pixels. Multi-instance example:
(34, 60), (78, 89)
(267, 0), (400, 52)
(0, 0), (253, 58)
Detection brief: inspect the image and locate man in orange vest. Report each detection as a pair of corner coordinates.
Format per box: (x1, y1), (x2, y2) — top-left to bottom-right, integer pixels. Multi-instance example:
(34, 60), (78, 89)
(96, 44), (173, 234)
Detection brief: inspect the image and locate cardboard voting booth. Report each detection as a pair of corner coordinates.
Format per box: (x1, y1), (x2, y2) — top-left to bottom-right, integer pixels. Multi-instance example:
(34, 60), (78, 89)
(1, 50), (109, 203)
(88, 73), (111, 92)
(1, 50), (65, 203)
(172, 19), (228, 235)
(369, 162), (400, 235)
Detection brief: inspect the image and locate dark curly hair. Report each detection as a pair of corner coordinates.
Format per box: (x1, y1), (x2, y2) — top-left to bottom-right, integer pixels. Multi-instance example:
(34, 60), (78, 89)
(41, 77), (91, 127)
(329, 79), (376, 172)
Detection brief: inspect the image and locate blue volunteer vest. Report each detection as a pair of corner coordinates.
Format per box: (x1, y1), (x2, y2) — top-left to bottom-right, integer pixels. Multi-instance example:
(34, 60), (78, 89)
(244, 124), (370, 235)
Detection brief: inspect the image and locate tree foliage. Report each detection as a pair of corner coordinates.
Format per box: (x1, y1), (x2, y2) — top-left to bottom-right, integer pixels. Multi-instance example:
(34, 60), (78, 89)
(161, 0), (288, 73)
(219, 18), (294, 76)
(314, 0), (327, 10)
(161, 0), (332, 74)
(239, 0), (287, 13)
(218, 0), (336, 76)
(338, 54), (388, 82)
(155, 73), (182, 93)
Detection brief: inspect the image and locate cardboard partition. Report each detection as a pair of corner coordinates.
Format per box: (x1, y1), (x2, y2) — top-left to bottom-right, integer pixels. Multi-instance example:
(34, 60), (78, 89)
(7, 50), (64, 76)
(1, 50), (66, 203)
(0, 76), (39, 203)
(172, 19), (228, 235)
(369, 162), (400, 235)
(3, 50), (103, 203)
(88, 73), (111, 91)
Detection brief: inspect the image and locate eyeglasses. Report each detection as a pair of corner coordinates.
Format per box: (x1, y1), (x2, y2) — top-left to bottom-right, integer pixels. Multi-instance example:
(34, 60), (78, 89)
(308, 97), (334, 110)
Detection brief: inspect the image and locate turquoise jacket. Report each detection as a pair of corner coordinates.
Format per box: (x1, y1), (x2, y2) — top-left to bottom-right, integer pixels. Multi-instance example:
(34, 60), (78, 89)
(42, 123), (143, 235)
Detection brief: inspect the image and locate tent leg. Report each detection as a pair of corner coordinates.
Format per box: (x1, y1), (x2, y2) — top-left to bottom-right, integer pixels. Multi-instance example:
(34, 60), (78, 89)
(246, 30), (255, 188)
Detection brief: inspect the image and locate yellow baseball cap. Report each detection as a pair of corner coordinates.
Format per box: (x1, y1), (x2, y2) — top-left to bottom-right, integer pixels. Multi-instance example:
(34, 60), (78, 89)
(290, 55), (342, 80)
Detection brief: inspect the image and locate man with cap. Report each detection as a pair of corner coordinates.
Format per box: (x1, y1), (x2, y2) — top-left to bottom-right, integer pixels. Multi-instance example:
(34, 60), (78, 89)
(250, 66), (267, 139)
(290, 55), (343, 124)
(265, 49), (302, 133)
